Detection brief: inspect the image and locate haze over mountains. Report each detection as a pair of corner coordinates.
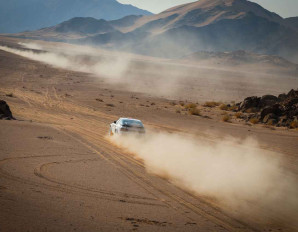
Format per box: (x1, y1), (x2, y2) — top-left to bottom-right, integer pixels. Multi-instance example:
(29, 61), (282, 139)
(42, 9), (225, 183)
(6, 0), (298, 63)
(0, 0), (151, 33)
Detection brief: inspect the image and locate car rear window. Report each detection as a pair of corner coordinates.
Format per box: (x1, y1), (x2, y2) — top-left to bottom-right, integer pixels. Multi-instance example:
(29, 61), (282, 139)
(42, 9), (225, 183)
(122, 120), (144, 127)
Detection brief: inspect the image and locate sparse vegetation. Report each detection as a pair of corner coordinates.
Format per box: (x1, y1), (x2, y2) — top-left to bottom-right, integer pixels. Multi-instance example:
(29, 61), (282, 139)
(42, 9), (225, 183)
(169, 101), (176, 106)
(151, 102), (156, 106)
(204, 101), (220, 107)
(176, 109), (181, 114)
(249, 117), (259, 124)
(234, 112), (242, 118)
(179, 102), (185, 107)
(219, 104), (229, 110)
(290, 121), (298, 129)
(106, 103), (115, 107)
(245, 108), (258, 113)
(189, 108), (201, 116)
(222, 115), (231, 122)
(96, 98), (103, 102)
(266, 119), (275, 126)
(185, 103), (197, 109)
(6, 93), (14, 97)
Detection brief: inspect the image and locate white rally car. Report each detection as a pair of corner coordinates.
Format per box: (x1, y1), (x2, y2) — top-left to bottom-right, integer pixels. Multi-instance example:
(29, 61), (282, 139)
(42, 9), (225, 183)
(109, 118), (145, 135)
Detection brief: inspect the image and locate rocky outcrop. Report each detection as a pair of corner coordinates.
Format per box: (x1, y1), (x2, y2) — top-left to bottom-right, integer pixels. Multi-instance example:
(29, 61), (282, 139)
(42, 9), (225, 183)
(237, 89), (298, 128)
(0, 100), (14, 120)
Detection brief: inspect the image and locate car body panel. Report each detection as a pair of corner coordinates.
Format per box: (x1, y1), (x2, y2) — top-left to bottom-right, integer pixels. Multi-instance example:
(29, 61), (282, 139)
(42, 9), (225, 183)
(110, 118), (145, 135)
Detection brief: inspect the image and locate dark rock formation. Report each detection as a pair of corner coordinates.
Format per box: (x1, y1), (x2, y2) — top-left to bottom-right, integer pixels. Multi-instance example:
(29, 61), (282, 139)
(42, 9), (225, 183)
(237, 89), (298, 128)
(0, 100), (14, 120)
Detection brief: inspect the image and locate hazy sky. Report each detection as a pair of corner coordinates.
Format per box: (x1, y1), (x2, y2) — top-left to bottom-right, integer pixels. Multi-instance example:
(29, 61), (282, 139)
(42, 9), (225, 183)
(117, 0), (298, 18)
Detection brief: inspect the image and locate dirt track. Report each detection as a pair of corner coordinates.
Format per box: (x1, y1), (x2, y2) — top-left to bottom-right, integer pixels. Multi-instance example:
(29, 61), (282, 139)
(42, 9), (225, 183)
(0, 38), (298, 232)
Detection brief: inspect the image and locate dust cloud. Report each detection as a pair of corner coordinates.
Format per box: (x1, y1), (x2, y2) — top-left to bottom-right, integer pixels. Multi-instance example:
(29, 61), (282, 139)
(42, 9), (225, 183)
(110, 132), (298, 224)
(0, 44), (131, 79)
(0, 42), (297, 102)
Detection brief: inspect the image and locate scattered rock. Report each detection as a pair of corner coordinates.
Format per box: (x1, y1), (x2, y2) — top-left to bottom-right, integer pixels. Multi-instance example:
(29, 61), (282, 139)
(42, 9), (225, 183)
(260, 104), (282, 119)
(236, 89), (298, 128)
(259, 95), (278, 108)
(262, 113), (277, 124)
(0, 100), (14, 120)
(240, 96), (260, 111)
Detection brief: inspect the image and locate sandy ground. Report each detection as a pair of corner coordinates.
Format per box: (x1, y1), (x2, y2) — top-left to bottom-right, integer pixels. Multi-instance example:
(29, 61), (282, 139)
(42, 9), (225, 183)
(0, 37), (298, 232)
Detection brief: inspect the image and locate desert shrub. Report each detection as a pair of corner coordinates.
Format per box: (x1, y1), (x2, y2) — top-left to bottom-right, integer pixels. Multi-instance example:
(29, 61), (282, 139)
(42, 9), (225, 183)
(169, 101), (176, 106)
(204, 101), (220, 108)
(185, 103), (197, 109)
(6, 93), (14, 97)
(229, 105), (238, 111)
(234, 112), (242, 118)
(246, 108), (258, 113)
(179, 102), (185, 106)
(106, 103), (115, 107)
(188, 108), (201, 116)
(151, 102), (156, 106)
(249, 117), (259, 124)
(96, 98), (103, 102)
(220, 104), (229, 110)
(290, 121), (298, 129)
(266, 119), (275, 126)
(222, 115), (231, 122)
(176, 109), (181, 114)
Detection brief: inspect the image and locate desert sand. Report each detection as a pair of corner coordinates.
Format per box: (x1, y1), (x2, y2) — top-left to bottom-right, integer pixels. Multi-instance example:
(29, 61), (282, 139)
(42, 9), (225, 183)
(0, 37), (298, 232)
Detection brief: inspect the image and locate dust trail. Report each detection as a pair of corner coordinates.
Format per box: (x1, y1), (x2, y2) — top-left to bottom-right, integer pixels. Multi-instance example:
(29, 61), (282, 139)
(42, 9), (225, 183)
(1, 42), (297, 102)
(0, 44), (131, 79)
(110, 132), (298, 225)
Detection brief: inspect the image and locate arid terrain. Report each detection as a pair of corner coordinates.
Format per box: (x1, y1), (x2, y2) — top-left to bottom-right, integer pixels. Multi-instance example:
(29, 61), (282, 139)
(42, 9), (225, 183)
(0, 36), (298, 232)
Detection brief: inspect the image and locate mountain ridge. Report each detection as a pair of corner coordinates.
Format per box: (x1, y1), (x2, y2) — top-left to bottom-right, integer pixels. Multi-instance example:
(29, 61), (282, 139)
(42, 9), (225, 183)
(6, 0), (298, 62)
(0, 0), (152, 33)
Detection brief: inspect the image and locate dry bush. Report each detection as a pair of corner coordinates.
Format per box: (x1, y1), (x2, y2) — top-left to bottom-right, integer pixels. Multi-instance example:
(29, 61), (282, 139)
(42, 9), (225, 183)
(249, 118), (259, 124)
(179, 102), (185, 106)
(266, 119), (275, 126)
(185, 103), (197, 109)
(106, 103), (115, 107)
(151, 102), (156, 106)
(176, 109), (181, 114)
(222, 115), (231, 122)
(234, 112), (242, 118)
(6, 93), (14, 97)
(220, 104), (229, 110)
(290, 121), (298, 129)
(245, 108), (258, 113)
(189, 108), (201, 116)
(204, 101), (220, 108)
(96, 98), (103, 102)
(229, 105), (238, 111)
(169, 101), (177, 106)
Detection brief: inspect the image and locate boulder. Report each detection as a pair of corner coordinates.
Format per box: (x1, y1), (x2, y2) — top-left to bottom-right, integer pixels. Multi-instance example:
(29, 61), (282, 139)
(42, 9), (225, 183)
(240, 96), (260, 111)
(260, 104), (282, 119)
(262, 113), (278, 124)
(278, 93), (287, 102)
(0, 100), (14, 120)
(287, 89), (298, 98)
(259, 95), (278, 108)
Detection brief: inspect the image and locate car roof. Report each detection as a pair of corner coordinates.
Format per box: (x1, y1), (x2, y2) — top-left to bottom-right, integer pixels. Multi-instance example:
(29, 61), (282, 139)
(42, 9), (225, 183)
(119, 118), (142, 122)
